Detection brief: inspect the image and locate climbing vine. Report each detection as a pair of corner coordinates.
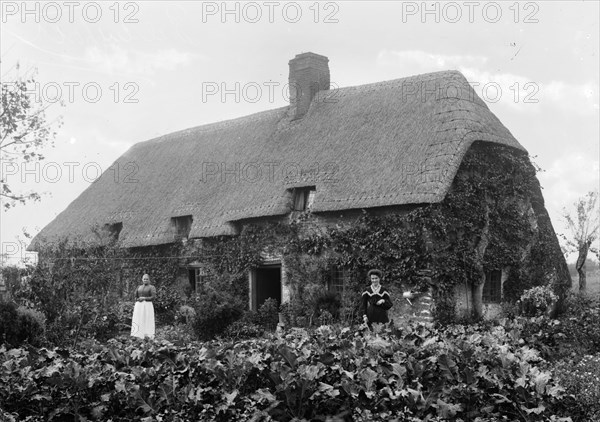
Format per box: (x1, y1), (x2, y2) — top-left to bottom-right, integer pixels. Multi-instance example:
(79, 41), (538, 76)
(30, 143), (568, 327)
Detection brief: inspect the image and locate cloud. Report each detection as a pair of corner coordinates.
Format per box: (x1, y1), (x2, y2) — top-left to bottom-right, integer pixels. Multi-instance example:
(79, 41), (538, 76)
(458, 67), (542, 112)
(81, 45), (198, 76)
(541, 80), (599, 115)
(377, 50), (488, 70)
(377, 50), (537, 111)
(538, 153), (600, 246)
(377, 50), (599, 115)
(539, 154), (600, 207)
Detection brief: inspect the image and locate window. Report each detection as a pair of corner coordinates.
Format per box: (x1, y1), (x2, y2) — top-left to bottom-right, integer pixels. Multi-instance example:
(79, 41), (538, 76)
(188, 267), (207, 293)
(171, 215), (193, 240)
(291, 187), (316, 211)
(483, 270), (502, 303)
(103, 222), (122, 242)
(325, 266), (346, 296)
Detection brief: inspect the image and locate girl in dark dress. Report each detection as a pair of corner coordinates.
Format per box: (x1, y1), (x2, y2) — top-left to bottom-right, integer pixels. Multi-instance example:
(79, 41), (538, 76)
(362, 269), (393, 325)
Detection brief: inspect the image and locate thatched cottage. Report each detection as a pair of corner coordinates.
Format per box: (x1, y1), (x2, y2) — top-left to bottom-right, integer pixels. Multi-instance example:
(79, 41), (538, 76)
(30, 52), (569, 321)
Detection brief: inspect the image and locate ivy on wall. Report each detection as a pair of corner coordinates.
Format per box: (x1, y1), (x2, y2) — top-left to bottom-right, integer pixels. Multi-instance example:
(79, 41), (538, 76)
(188, 143), (567, 321)
(30, 143), (569, 324)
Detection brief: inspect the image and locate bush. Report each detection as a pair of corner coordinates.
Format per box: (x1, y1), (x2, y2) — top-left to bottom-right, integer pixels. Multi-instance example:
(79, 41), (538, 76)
(224, 318), (264, 340)
(339, 287), (360, 326)
(554, 354), (600, 421)
(85, 305), (122, 342)
(42, 296), (131, 346)
(519, 293), (600, 361)
(314, 291), (341, 320)
(154, 324), (195, 345)
(0, 322), (574, 421)
(256, 298), (279, 331)
(190, 289), (244, 340)
(280, 290), (344, 328)
(562, 293), (600, 355)
(153, 285), (183, 325)
(175, 304), (196, 325)
(0, 302), (45, 347)
(0, 302), (19, 346)
(279, 299), (306, 327)
(16, 306), (46, 346)
(519, 285), (557, 317)
(117, 301), (135, 330)
(317, 309), (334, 326)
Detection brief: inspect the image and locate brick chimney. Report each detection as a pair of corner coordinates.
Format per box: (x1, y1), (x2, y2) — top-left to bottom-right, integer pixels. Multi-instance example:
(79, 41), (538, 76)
(288, 52), (330, 120)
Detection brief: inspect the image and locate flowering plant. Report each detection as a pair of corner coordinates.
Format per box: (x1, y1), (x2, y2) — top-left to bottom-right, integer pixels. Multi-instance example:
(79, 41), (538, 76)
(554, 354), (600, 420)
(519, 285), (557, 317)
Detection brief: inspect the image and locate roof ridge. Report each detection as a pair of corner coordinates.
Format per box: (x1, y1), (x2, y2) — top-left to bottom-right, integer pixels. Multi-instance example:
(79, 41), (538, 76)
(133, 70), (469, 148)
(30, 66), (526, 249)
(333, 69), (466, 94)
(138, 106), (288, 147)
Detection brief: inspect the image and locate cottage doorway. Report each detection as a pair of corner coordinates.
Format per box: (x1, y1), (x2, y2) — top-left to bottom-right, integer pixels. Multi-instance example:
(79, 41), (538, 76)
(252, 265), (281, 310)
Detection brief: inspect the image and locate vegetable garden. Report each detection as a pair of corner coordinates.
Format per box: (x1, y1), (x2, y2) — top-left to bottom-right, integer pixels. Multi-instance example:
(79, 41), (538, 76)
(1, 291), (599, 421)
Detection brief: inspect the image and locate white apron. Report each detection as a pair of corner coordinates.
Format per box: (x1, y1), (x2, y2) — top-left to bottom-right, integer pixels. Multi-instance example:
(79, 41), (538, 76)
(131, 301), (155, 339)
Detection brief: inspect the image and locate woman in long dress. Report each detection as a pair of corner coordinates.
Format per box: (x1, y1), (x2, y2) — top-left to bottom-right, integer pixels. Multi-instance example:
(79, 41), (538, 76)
(361, 269), (393, 326)
(131, 273), (156, 339)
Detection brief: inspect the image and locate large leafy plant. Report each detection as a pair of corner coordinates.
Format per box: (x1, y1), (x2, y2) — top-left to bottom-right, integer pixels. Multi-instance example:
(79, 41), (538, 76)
(0, 322), (576, 421)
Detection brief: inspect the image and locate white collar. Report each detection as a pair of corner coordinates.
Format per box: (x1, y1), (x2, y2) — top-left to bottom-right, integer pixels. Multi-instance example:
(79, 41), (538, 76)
(370, 284), (381, 295)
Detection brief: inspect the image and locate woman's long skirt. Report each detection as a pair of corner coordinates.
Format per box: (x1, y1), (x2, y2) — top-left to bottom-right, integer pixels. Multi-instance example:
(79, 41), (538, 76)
(131, 301), (155, 339)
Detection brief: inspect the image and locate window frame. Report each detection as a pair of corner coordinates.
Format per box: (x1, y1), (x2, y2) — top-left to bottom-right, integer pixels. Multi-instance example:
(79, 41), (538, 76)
(171, 215), (193, 240)
(482, 269), (502, 303)
(325, 266), (346, 297)
(189, 267), (207, 294)
(103, 222), (123, 242)
(291, 186), (316, 211)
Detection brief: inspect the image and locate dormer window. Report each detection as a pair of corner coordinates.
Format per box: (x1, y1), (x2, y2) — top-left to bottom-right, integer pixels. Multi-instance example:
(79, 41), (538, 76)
(292, 186), (316, 211)
(103, 222), (122, 242)
(171, 215), (193, 240)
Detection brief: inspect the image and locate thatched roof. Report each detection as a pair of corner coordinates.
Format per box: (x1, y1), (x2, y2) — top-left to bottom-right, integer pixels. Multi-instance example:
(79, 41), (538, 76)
(30, 70), (525, 249)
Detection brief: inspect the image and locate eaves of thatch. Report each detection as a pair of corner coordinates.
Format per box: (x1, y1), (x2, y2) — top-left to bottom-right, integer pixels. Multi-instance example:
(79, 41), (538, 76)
(30, 68), (525, 250)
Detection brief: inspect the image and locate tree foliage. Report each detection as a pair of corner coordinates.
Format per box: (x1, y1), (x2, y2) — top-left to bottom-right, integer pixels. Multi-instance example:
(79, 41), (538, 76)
(562, 191), (600, 291)
(0, 66), (63, 210)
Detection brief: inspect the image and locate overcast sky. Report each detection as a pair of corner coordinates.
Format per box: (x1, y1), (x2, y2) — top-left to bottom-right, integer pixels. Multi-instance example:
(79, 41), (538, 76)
(1, 1), (598, 265)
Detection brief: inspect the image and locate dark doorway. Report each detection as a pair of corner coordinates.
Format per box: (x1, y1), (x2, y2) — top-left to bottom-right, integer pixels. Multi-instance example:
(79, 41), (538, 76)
(255, 266), (281, 309)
